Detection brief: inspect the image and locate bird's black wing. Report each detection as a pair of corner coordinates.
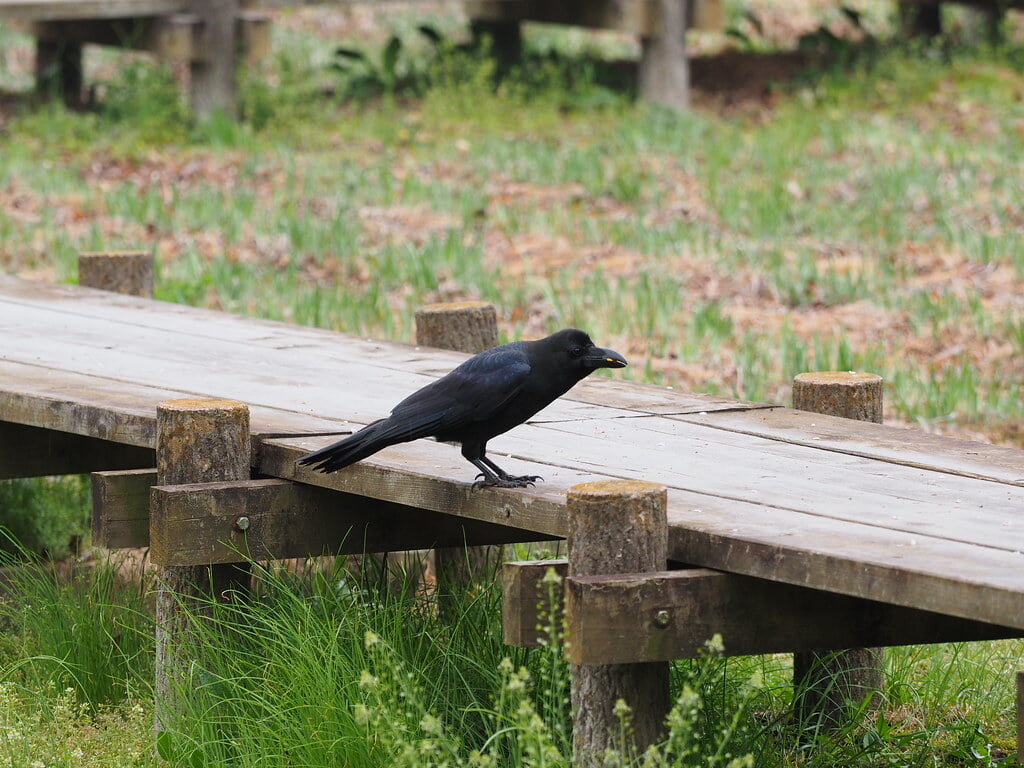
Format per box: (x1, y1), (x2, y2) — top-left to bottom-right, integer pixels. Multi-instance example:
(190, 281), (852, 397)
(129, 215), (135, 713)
(388, 344), (532, 437)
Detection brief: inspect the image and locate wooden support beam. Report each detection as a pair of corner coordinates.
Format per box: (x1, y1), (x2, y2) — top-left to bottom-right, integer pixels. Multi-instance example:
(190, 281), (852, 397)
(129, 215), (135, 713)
(502, 558), (568, 647)
(466, 0), (657, 35)
(568, 481), (669, 766)
(91, 468), (157, 549)
(792, 370), (885, 730)
(79, 251), (154, 298)
(149, 477), (553, 566)
(639, 0), (689, 110)
(154, 397), (250, 740)
(186, 0), (239, 119)
(565, 570), (1021, 664)
(416, 301), (501, 609)
(0, 421), (153, 479)
(503, 560), (1020, 663)
(33, 16), (199, 60)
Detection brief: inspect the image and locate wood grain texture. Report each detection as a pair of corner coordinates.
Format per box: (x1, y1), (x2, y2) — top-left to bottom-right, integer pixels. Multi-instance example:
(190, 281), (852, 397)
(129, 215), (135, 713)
(791, 369), (884, 728)
(0, 0), (185, 20)
(154, 398), (249, 737)
(0, 420), (152, 479)
(91, 468), (157, 548)
(150, 478), (554, 565)
(568, 481), (669, 765)
(78, 251), (153, 297)
(565, 569), (1019, 664)
(502, 558), (568, 647)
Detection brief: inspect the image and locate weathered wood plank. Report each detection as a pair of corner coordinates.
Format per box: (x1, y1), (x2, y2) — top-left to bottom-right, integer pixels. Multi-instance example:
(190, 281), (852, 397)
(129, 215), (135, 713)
(563, 569), (1021, 664)
(676, 406), (1024, 487)
(261, 434), (583, 538)
(0, 298), (640, 429)
(503, 559), (1021, 658)
(0, 275), (745, 420)
(0, 360), (353, 448)
(502, 559), (568, 647)
(467, 0), (656, 35)
(527, 417), (1024, 552)
(0, 420), (153, 479)
(149, 478), (554, 566)
(0, 0), (185, 20)
(91, 468), (157, 548)
(667, 500), (1024, 630)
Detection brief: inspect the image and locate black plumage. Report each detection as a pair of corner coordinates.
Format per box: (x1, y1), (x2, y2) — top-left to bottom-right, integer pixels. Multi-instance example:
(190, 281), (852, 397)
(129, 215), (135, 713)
(297, 328), (627, 487)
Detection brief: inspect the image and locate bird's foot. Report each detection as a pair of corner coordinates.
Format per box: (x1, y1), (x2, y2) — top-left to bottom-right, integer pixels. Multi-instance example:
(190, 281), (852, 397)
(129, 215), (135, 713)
(472, 473), (543, 489)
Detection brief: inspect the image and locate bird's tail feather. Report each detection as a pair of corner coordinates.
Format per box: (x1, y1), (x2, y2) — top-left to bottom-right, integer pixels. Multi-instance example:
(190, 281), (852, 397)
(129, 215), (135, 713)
(296, 417), (435, 473)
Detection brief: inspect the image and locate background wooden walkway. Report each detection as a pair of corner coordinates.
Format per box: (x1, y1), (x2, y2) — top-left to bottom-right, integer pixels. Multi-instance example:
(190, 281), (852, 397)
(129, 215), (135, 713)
(2, 271), (1023, 629)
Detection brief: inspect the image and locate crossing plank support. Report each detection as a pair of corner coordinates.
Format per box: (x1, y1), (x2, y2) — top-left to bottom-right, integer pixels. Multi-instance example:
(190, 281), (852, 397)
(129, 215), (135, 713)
(148, 478), (554, 566)
(503, 560), (1020, 663)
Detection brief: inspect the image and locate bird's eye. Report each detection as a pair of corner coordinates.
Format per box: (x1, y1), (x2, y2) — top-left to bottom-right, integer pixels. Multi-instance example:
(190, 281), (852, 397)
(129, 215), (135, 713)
(569, 346), (585, 358)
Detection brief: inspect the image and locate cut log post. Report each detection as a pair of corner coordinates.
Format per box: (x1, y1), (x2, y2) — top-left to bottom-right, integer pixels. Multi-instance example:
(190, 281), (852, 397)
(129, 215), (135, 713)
(1017, 671), (1024, 767)
(416, 302), (501, 608)
(791, 371), (884, 732)
(415, 301), (499, 355)
(186, 0), (238, 120)
(79, 251), (154, 298)
(153, 398), (249, 738)
(639, 0), (689, 110)
(568, 480), (670, 766)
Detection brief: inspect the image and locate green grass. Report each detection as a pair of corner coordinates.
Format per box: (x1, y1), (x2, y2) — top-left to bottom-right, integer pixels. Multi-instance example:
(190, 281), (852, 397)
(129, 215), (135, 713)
(0, 553), (1021, 767)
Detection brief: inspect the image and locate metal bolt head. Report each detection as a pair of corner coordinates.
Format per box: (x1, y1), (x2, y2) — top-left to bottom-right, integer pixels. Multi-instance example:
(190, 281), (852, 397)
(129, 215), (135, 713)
(653, 609), (671, 628)
(234, 515), (251, 532)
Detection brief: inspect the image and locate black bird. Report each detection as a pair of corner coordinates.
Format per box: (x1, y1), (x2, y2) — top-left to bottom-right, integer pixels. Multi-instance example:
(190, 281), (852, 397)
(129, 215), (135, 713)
(297, 328), (627, 487)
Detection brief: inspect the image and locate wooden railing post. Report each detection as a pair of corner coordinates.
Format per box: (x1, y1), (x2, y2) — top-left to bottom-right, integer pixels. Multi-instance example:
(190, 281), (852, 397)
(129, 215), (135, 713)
(153, 398), (249, 738)
(639, 0), (689, 110)
(78, 250), (154, 298)
(791, 371), (884, 731)
(567, 480), (670, 766)
(415, 302), (501, 606)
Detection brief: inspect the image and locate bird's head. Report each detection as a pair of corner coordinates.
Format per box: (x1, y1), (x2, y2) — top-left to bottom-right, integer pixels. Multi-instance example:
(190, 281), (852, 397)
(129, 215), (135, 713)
(549, 328), (628, 372)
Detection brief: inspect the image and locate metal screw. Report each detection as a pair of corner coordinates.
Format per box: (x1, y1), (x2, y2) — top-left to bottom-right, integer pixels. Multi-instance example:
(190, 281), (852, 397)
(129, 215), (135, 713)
(233, 515), (251, 532)
(653, 610), (671, 628)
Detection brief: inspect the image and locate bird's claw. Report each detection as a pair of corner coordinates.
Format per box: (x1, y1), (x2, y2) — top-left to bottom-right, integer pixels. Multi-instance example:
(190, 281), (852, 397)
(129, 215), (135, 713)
(472, 473), (543, 490)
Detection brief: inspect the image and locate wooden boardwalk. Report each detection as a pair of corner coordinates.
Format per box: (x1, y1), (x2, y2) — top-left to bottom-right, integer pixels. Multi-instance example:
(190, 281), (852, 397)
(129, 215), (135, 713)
(2, 272), (1023, 633)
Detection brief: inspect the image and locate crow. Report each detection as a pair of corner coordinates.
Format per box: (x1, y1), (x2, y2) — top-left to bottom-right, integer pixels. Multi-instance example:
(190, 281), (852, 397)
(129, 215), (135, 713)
(297, 328), (627, 487)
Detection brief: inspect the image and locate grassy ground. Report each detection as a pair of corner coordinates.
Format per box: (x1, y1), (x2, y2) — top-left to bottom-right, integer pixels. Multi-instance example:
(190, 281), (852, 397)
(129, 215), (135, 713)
(0, 3), (1023, 765)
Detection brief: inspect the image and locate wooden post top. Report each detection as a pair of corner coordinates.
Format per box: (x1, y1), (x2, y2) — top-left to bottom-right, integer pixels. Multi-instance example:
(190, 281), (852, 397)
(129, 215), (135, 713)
(794, 371), (883, 386)
(568, 480), (666, 501)
(416, 300), (495, 313)
(157, 397), (247, 413)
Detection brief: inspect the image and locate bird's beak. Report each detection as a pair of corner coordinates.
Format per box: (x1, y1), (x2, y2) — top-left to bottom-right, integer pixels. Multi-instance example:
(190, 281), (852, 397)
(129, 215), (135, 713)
(584, 346), (628, 370)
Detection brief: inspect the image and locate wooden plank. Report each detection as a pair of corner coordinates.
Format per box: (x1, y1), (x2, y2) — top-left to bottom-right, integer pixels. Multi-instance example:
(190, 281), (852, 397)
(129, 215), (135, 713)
(0, 299), (640, 429)
(502, 558), (568, 646)
(563, 569), (1021, 664)
(33, 15), (198, 59)
(676, 406), (1024, 487)
(467, 0), (656, 35)
(0, 275), (726, 419)
(149, 478), (555, 566)
(0, 0), (186, 20)
(0, 359), (354, 447)
(666, 500), (1024, 630)
(91, 468), (157, 549)
(525, 416), (1024, 553)
(0, 420), (153, 479)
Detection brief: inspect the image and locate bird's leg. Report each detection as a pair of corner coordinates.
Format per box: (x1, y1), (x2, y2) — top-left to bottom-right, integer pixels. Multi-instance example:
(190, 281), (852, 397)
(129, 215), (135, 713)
(477, 454), (542, 488)
(463, 442), (542, 488)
